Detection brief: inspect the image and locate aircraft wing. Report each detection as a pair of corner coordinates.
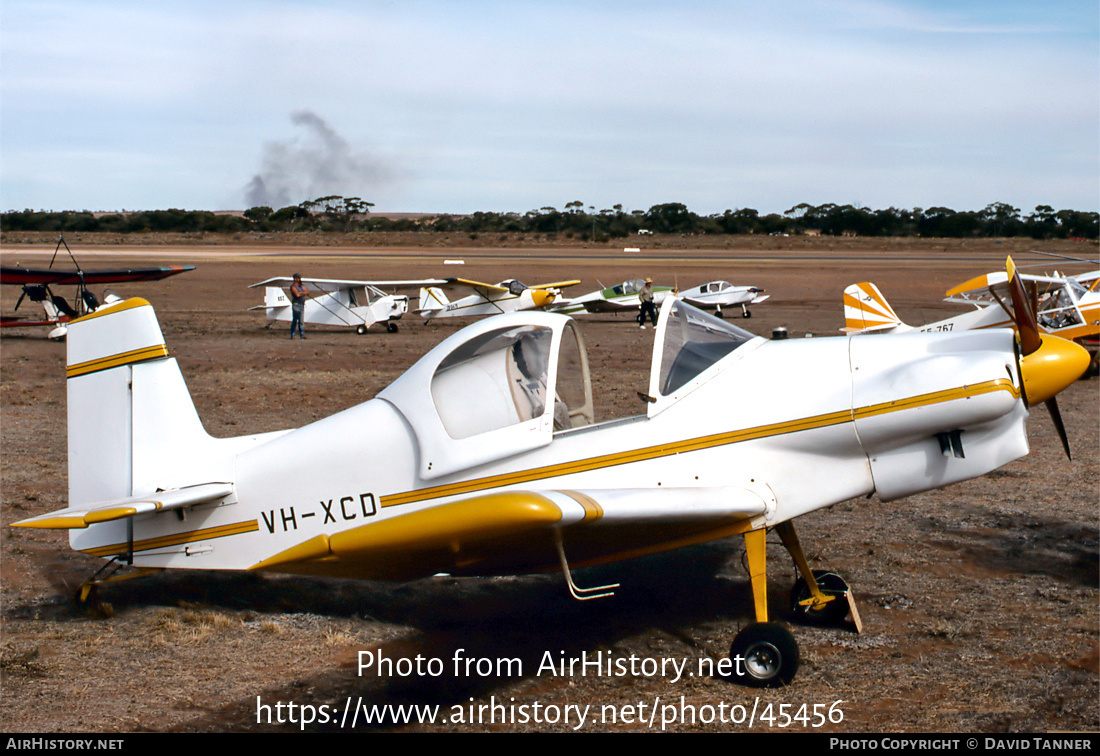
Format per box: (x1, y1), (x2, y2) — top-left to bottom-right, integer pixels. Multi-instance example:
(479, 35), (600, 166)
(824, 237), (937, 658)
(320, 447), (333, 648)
(251, 486), (769, 580)
(1, 266), (195, 286)
(567, 295), (638, 313)
(431, 278), (513, 299)
(529, 280), (581, 290)
(1, 315), (65, 328)
(250, 277), (448, 292)
(944, 270), (1073, 304)
(11, 483), (233, 530)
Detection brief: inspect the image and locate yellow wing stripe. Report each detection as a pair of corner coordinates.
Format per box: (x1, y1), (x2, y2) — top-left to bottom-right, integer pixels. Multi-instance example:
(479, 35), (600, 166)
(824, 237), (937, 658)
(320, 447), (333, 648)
(380, 378), (1018, 510)
(81, 520), (259, 558)
(67, 344), (168, 378)
(560, 490), (604, 522)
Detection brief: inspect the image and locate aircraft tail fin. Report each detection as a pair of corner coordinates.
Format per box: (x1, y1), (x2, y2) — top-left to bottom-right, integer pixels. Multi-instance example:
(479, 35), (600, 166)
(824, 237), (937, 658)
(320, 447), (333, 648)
(843, 282), (905, 333)
(64, 298), (222, 510)
(417, 286), (449, 317)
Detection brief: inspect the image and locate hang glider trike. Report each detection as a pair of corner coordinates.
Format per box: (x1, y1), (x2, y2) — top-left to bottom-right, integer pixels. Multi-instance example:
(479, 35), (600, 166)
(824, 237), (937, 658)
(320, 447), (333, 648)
(1, 237), (193, 340)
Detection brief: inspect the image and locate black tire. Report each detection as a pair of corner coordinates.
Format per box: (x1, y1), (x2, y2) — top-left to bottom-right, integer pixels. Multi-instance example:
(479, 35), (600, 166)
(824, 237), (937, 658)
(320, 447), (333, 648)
(790, 570), (849, 625)
(742, 310), (752, 318)
(727, 622), (799, 687)
(715, 309), (725, 318)
(387, 322), (399, 333)
(356, 325), (367, 335)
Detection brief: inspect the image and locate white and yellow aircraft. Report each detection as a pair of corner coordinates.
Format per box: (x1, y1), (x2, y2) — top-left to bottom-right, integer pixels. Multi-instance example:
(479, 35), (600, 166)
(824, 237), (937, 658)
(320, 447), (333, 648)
(844, 268), (1099, 344)
(12, 259), (1089, 687)
(416, 278), (580, 320)
(251, 276), (448, 334)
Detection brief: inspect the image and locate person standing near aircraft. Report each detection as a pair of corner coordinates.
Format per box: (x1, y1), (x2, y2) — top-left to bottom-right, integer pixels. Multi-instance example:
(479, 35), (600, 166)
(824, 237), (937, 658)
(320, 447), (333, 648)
(638, 277), (658, 328)
(289, 274), (308, 339)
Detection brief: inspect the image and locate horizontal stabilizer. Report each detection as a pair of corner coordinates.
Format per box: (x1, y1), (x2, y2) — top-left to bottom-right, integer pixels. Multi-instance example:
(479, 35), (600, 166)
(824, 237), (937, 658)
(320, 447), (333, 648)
(12, 482), (233, 530)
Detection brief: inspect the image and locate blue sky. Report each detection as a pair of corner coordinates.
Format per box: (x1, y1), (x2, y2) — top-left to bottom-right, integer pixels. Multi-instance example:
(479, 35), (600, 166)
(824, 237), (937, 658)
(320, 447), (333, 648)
(2, 0), (1097, 215)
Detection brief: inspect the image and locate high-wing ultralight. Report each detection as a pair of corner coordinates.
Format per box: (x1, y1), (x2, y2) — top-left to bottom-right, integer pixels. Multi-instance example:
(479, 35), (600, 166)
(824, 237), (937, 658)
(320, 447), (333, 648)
(13, 258), (1089, 687)
(843, 266), (1100, 373)
(250, 277), (448, 333)
(679, 280), (769, 318)
(1, 252), (194, 341)
(416, 278), (581, 320)
(551, 278), (674, 315)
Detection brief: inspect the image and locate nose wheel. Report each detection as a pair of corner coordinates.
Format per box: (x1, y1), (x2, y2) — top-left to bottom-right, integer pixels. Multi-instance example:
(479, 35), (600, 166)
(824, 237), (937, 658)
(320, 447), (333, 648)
(790, 570), (851, 625)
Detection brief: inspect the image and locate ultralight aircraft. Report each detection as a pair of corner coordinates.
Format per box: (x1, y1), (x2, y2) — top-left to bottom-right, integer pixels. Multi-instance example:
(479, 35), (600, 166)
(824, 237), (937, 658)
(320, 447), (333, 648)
(1, 236), (193, 340)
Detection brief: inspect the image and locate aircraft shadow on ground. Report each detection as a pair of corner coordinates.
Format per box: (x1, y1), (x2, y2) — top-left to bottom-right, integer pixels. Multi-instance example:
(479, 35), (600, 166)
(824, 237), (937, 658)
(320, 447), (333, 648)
(62, 542), (764, 731)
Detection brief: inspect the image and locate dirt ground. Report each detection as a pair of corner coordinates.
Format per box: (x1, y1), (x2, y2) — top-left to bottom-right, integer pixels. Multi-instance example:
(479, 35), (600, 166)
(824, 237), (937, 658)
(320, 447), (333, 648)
(1, 235), (1097, 733)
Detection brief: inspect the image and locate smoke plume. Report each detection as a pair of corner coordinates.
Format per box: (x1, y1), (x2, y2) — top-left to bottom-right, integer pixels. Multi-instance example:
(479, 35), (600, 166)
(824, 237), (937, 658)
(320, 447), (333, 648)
(244, 110), (394, 208)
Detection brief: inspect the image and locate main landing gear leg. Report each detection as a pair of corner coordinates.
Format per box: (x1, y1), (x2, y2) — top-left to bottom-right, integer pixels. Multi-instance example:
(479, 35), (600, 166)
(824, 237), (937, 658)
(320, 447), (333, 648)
(726, 528), (799, 687)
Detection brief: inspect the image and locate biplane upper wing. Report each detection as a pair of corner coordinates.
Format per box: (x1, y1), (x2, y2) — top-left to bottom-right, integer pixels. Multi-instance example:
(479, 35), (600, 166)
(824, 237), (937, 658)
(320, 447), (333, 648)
(944, 270), (1072, 304)
(250, 487), (768, 580)
(0, 266), (195, 286)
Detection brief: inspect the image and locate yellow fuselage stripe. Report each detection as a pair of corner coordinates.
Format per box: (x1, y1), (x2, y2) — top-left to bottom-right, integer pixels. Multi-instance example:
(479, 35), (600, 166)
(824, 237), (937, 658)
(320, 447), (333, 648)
(67, 344), (168, 378)
(380, 378), (1019, 510)
(77, 378), (1019, 559)
(82, 519), (258, 557)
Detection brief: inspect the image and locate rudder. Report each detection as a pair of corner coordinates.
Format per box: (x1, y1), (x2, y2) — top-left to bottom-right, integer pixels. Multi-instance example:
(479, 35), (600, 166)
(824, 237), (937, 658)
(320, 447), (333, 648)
(843, 282), (905, 333)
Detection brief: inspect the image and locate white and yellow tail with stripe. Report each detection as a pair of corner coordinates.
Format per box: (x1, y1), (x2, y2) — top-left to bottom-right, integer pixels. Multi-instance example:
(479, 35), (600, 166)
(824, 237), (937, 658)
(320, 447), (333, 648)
(17, 299), (283, 558)
(842, 282), (908, 334)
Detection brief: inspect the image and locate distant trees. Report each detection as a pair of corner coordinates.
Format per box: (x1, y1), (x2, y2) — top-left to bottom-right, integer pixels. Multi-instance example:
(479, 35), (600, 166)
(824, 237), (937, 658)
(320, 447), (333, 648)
(2, 199), (1096, 239)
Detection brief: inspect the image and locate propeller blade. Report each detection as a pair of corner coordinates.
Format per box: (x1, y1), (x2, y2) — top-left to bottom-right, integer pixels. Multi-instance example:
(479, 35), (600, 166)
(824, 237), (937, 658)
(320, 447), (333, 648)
(14, 288), (26, 312)
(1044, 398), (1072, 460)
(1006, 256), (1042, 355)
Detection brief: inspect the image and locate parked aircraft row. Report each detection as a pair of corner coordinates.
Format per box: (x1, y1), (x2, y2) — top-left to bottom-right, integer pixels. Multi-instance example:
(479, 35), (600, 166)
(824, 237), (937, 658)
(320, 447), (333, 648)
(10, 256), (1092, 689)
(251, 276), (771, 334)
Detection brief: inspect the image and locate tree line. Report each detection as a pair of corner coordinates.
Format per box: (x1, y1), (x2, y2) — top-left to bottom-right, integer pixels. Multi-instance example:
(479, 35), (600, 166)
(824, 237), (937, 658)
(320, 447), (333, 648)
(3, 199), (1097, 240)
